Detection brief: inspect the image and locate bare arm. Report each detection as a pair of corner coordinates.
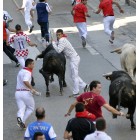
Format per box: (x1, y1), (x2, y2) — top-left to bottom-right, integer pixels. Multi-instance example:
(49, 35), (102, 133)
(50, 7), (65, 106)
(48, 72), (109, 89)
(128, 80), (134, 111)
(65, 101), (78, 116)
(24, 81), (33, 90)
(28, 42), (37, 47)
(103, 103), (125, 116)
(113, 1), (124, 13)
(71, 10), (75, 16)
(23, 81), (37, 94)
(64, 131), (72, 139)
(94, 8), (102, 14)
(85, 12), (90, 17)
(17, 7), (24, 10)
(7, 27), (16, 33)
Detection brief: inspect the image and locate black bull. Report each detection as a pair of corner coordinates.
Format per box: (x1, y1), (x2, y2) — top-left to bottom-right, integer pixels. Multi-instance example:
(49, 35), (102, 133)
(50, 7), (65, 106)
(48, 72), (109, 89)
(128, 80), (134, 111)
(36, 44), (67, 97)
(103, 71), (136, 130)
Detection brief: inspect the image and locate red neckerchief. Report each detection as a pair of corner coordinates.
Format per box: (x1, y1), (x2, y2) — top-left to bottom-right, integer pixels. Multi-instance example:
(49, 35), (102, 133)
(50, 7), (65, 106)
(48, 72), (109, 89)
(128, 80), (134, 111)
(62, 34), (67, 38)
(76, 110), (96, 121)
(58, 34), (67, 42)
(23, 67), (32, 73)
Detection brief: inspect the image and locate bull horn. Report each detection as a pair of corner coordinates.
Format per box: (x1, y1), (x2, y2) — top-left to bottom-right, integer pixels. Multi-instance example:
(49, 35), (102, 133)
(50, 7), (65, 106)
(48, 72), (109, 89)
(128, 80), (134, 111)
(110, 48), (122, 54)
(103, 72), (112, 77)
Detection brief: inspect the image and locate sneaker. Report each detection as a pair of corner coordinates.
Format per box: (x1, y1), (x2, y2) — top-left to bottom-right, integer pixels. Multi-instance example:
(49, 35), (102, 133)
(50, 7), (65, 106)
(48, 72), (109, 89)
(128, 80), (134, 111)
(17, 117), (26, 129)
(69, 93), (79, 98)
(84, 85), (88, 92)
(15, 62), (20, 67)
(3, 79), (8, 86)
(17, 123), (26, 130)
(81, 36), (86, 48)
(29, 25), (34, 33)
(109, 39), (113, 44)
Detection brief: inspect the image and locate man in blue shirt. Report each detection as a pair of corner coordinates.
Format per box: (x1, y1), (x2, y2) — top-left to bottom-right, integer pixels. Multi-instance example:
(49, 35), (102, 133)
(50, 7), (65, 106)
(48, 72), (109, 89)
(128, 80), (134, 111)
(36, 0), (52, 44)
(24, 107), (56, 140)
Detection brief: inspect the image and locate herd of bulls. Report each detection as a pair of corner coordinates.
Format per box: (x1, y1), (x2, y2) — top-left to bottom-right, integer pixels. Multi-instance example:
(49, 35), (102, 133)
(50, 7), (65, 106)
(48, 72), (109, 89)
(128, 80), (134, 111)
(36, 43), (136, 130)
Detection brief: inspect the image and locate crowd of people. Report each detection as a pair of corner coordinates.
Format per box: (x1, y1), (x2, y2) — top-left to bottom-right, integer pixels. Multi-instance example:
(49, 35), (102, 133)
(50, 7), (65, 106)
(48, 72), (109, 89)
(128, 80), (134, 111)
(3, 0), (127, 140)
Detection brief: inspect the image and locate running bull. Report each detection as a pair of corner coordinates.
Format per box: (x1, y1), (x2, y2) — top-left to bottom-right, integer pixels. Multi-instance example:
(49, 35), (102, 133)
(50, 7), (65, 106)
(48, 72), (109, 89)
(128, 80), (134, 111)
(103, 71), (136, 130)
(36, 43), (67, 97)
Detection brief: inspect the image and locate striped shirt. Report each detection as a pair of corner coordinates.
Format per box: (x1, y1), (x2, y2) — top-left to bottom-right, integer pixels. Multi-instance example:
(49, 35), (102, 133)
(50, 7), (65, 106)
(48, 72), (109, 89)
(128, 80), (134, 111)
(52, 37), (78, 60)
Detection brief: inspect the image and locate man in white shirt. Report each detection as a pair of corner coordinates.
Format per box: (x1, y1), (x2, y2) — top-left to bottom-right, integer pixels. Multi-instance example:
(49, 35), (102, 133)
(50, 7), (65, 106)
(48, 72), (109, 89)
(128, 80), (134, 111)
(15, 58), (39, 129)
(17, 0), (35, 33)
(51, 29), (88, 97)
(84, 117), (112, 140)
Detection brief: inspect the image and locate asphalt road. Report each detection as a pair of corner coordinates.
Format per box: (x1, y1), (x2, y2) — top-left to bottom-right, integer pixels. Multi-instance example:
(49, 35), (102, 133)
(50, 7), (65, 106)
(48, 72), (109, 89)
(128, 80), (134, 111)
(3, 0), (136, 140)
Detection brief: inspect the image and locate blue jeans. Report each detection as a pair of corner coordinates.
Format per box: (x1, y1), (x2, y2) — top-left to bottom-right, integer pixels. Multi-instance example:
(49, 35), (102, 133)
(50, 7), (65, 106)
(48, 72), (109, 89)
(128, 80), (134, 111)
(38, 22), (49, 42)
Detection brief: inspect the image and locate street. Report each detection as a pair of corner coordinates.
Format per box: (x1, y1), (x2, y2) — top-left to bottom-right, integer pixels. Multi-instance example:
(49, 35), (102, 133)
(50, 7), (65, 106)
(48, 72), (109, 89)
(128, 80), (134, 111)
(3, 0), (136, 140)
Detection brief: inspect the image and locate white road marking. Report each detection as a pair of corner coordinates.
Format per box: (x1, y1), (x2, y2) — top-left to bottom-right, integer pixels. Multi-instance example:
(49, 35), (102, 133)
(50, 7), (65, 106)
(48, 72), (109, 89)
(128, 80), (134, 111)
(85, 44), (99, 55)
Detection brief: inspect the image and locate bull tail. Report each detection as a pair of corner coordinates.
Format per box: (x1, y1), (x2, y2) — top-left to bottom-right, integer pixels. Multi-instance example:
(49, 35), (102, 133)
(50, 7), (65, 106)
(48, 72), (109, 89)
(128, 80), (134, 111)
(117, 85), (125, 111)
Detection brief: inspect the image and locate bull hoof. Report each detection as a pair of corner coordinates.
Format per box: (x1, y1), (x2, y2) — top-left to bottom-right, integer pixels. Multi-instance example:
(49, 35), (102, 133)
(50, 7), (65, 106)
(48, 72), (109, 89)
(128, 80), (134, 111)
(112, 114), (117, 119)
(131, 125), (136, 130)
(63, 83), (67, 87)
(46, 92), (50, 97)
(126, 114), (130, 119)
(50, 78), (54, 83)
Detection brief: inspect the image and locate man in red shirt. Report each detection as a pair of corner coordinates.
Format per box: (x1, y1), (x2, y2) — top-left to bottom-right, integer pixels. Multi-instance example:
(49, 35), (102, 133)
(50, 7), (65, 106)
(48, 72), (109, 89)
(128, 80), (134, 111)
(71, 0), (90, 48)
(65, 80), (125, 119)
(94, 0), (124, 44)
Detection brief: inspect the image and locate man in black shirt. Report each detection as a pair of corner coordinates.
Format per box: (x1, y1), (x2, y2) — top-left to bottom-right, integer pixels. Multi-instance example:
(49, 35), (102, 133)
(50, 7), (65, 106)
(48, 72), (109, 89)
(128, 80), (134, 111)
(64, 102), (95, 140)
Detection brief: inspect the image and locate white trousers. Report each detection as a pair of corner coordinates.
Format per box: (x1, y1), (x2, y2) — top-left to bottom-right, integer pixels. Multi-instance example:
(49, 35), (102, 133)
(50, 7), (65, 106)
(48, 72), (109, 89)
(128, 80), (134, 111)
(103, 16), (115, 36)
(24, 11), (32, 29)
(15, 91), (35, 123)
(70, 55), (86, 94)
(16, 56), (27, 68)
(76, 22), (87, 39)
